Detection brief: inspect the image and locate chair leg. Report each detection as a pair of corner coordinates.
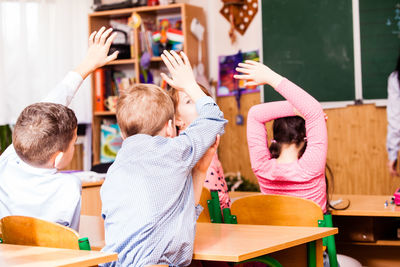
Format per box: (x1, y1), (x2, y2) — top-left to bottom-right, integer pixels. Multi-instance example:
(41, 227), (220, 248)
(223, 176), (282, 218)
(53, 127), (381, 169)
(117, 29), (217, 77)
(307, 241), (316, 267)
(323, 214), (338, 267)
(207, 191), (223, 223)
(238, 255), (283, 267)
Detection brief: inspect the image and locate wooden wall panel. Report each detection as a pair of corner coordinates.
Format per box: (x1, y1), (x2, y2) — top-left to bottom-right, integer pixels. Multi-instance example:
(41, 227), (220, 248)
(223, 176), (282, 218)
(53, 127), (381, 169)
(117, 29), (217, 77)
(217, 93), (260, 184)
(218, 93), (400, 195)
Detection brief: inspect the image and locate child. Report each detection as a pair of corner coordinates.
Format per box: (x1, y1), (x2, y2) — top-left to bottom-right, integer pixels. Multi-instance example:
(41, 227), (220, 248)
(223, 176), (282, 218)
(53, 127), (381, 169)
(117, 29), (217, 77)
(386, 53), (400, 177)
(234, 60), (327, 212)
(0, 27), (118, 230)
(100, 50), (227, 267)
(168, 85), (231, 210)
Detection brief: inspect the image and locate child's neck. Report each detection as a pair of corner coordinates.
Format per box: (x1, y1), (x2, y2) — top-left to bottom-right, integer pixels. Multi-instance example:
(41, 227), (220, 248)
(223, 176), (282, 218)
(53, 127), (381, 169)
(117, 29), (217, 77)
(276, 143), (301, 164)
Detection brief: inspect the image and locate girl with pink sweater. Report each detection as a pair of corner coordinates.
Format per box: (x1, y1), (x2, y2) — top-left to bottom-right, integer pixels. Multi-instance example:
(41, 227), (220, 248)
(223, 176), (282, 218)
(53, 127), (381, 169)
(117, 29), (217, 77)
(234, 61), (327, 212)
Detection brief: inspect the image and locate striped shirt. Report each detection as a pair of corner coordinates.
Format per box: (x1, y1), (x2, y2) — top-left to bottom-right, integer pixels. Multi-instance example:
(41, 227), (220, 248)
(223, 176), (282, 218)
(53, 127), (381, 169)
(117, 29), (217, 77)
(100, 96), (227, 267)
(387, 72), (400, 162)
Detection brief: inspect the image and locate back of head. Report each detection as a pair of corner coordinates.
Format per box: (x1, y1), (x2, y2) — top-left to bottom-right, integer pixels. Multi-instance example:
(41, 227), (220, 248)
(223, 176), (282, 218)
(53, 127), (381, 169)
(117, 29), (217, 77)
(269, 116), (306, 159)
(13, 102), (77, 166)
(117, 83), (174, 138)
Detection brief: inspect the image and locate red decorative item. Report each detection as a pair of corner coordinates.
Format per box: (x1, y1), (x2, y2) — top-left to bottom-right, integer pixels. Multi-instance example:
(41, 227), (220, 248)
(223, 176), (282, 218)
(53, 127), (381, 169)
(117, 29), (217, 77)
(147, 0), (159, 6)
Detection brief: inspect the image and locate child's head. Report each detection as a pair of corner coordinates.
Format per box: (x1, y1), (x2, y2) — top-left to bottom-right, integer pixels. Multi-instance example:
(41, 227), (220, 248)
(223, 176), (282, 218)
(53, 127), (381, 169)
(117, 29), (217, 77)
(117, 83), (176, 138)
(269, 116), (307, 159)
(167, 83), (210, 132)
(13, 102), (78, 169)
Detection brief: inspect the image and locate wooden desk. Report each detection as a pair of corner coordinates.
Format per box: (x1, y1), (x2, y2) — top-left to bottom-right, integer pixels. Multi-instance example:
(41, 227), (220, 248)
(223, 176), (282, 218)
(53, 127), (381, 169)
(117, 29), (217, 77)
(0, 243), (117, 266)
(81, 181), (103, 216)
(331, 194), (399, 217)
(330, 194), (400, 266)
(194, 222), (337, 266)
(79, 217), (337, 266)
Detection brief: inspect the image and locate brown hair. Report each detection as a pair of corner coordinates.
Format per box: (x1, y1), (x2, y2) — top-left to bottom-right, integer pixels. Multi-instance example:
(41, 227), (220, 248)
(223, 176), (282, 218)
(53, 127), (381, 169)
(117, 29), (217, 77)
(13, 102), (77, 166)
(117, 83), (175, 138)
(167, 83), (211, 112)
(269, 116), (307, 159)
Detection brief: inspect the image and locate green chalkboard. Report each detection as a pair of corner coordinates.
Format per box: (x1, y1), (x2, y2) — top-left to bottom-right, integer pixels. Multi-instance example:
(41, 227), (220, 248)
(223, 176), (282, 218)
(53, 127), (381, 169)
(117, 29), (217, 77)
(360, 0), (400, 100)
(261, 0), (355, 102)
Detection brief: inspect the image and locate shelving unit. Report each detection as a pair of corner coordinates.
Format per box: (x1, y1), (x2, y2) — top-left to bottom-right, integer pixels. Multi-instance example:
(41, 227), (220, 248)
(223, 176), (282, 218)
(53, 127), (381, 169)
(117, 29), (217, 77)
(88, 3), (208, 165)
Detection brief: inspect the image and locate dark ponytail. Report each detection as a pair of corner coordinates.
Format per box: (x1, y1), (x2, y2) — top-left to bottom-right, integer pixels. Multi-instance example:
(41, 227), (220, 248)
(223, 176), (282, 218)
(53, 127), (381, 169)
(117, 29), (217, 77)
(269, 116), (307, 158)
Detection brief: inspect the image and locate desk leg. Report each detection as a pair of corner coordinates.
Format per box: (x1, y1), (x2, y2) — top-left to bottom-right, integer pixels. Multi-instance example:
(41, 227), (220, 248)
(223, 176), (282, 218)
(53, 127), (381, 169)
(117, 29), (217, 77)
(307, 239), (323, 267)
(316, 239), (323, 267)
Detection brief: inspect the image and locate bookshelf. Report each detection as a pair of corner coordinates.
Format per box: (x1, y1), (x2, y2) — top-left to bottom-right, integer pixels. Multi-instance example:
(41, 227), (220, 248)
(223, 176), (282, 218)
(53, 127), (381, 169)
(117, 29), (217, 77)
(89, 3), (208, 165)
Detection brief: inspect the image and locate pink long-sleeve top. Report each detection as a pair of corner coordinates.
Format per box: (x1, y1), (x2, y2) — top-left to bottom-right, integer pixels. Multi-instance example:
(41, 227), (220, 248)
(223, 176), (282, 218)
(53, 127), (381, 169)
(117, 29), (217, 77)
(247, 78), (327, 212)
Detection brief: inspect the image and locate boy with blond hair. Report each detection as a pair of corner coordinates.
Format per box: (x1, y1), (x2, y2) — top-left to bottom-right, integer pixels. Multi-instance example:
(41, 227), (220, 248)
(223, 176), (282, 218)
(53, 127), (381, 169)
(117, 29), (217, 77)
(100, 50), (227, 266)
(0, 27), (118, 230)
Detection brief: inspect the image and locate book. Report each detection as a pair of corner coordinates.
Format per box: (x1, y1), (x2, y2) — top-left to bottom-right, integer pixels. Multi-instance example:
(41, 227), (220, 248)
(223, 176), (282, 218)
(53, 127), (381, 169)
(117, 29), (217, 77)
(100, 123), (122, 163)
(94, 68), (106, 111)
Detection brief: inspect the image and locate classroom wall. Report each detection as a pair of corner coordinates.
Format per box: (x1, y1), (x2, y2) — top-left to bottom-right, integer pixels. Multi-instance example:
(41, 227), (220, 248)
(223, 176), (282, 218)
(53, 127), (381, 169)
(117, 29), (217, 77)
(181, 0), (400, 195)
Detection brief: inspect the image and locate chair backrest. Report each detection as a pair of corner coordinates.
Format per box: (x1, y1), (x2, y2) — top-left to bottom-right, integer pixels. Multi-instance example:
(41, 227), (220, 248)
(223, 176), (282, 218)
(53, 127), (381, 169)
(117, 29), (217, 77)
(230, 194), (324, 227)
(0, 215), (80, 249)
(197, 187), (211, 222)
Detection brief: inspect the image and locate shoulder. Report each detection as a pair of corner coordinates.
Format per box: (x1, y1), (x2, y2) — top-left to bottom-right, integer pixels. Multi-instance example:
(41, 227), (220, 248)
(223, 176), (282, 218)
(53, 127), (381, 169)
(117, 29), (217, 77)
(56, 172), (82, 196)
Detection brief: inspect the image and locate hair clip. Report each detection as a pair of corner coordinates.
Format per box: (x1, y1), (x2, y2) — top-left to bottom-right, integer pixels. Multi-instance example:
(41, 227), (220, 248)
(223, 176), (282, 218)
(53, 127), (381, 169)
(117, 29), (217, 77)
(270, 139), (277, 143)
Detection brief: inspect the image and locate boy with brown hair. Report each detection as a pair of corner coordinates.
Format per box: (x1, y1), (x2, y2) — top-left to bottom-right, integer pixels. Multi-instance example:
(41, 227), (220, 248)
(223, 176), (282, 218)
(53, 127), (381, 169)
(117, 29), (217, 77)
(100, 50), (227, 267)
(0, 27), (118, 231)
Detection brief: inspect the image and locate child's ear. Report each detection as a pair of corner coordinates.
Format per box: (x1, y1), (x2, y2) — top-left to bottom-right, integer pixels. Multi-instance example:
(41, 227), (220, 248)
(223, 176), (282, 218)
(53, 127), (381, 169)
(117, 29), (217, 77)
(54, 151), (64, 169)
(166, 119), (176, 138)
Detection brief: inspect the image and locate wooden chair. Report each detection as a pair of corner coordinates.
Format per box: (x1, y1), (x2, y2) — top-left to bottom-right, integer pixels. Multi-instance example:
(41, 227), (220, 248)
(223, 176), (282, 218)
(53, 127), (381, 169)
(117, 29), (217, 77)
(197, 187), (212, 222)
(230, 194), (338, 267)
(0, 215), (89, 250)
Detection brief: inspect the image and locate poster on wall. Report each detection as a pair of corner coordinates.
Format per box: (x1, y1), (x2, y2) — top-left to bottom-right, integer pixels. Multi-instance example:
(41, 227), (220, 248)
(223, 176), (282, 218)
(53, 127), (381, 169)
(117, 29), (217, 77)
(217, 50), (260, 97)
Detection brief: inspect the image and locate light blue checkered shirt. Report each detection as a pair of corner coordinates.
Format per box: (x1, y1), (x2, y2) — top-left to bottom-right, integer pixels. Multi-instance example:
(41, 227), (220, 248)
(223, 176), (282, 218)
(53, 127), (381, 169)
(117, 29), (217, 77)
(100, 96), (227, 267)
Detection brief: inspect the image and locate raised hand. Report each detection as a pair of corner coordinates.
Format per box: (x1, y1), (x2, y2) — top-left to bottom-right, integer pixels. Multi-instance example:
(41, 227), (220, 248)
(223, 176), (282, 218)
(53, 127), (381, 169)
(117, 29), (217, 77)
(161, 50), (205, 102)
(75, 27), (119, 79)
(233, 60), (283, 88)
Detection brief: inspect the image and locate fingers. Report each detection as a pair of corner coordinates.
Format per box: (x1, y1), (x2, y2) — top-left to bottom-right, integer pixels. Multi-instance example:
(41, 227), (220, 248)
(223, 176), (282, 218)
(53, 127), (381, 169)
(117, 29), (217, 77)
(105, 32), (118, 49)
(244, 60), (260, 65)
(161, 73), (175, 88)
(105, 51), (119, 63)
(235, 67), (252, 74)
(161, 54), (175, 74)
(162, 50), (179, 69)
(244, 81), (258, 87)
(100, 28), (114, 45)
(94, 26), (106, 44)
(180, 51), (191, 66)
(233, 74), (251, 80)
(89, 31), (97, 46)
(213, 134), (220, 148)
(170, 50), (183, 65)
(238, 62), (257, 69)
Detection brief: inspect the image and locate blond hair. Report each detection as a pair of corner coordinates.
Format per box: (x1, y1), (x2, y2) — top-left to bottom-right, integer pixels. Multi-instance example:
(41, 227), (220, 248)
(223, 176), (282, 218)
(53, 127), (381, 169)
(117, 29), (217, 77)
(13, 102), (77, 166)
(117, 84), (175, 138)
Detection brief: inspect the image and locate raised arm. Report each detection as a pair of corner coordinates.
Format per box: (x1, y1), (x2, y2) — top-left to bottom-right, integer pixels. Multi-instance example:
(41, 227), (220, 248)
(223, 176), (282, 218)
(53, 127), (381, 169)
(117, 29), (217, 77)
(235, 60), (327, 177)
(42, 27), (118, 106)
(161, 50), (227, 170)
(247, 101), (295, 174)
(387, 72), (400, 176)
(192, 135), (220, 205)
